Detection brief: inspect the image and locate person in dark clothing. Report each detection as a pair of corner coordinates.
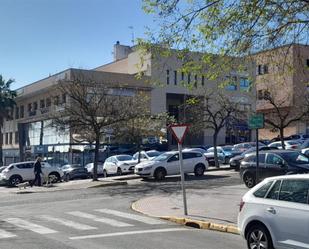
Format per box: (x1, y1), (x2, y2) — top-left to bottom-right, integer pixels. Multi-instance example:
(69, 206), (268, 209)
(32, 157), (42, 186)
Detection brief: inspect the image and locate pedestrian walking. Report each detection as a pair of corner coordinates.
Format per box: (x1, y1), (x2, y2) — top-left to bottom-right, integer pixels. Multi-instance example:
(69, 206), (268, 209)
(32, 156), (42, 186)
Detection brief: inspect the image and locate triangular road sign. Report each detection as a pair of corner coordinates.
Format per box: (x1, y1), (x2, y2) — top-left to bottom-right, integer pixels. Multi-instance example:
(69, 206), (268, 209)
(170, 124), (189, 144)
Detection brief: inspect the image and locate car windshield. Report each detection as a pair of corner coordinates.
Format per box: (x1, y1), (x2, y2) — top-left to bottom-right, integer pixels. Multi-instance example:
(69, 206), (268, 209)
(116, 155), (133, 161)
(223, 146), (233, 152)
(146, 151), (161, 157)
(153, 152), (174, 161)
(281, 152), (309, 164)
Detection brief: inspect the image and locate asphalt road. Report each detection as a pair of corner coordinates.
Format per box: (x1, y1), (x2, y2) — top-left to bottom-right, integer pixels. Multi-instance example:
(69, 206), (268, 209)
(0, 170), (247, 249)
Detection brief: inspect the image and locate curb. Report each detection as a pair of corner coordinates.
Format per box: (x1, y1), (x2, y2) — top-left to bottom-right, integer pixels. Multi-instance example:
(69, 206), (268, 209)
(131, 201), (239, 235)
(87, 180), (128, 188)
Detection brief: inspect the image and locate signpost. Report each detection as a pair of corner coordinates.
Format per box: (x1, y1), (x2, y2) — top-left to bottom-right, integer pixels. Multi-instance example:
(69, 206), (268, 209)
(248, 114), (264, 185)
(169, 124), (189, 215)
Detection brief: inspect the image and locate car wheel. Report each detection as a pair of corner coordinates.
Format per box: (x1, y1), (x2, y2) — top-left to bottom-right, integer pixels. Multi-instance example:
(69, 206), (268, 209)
(154, 168), (166, 181)
(246, 224), (273, 249)
(117, 168), (122, 176)
(243, 173), (256, 188)
(194, 164), (205, 177)
(224, 157), (229, 164)
(103, 170), (108, 178)
(49, 172), (60, 183)
(9, 175), (22, 187)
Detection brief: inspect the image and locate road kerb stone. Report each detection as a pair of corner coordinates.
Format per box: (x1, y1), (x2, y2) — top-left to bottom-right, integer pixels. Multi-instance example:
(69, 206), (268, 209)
(209, 223), (227, 232)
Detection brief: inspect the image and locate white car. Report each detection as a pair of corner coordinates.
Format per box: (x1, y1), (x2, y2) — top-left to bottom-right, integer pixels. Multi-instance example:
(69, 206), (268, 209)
(268, 140), (301, 150)
(134, 151), (208, 180)
(132, 150), (163, 162)
(103, 155), (137, 176)
(238, 174), (309, 249)
(0, 161), (64, 186)
(84, 163), (104, 177)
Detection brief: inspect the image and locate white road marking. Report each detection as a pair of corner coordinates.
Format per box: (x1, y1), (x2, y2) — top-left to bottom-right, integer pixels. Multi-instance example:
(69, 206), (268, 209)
(4, 218), (57, 234)
(39, 215), (97, 231)
(70, 228), (189, 240)
(95, 209), (164, 225)
(0, 229), (16, 239)
(67, 211), (133, 227)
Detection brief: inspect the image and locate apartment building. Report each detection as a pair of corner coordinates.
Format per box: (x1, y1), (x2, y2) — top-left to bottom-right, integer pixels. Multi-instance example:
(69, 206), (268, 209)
(1, 69), (150, 165)
(254, 44), (309, 139)
(95, 42), (256, 146)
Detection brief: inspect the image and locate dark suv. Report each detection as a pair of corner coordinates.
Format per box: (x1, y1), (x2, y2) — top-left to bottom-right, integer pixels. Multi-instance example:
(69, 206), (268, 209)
(240, 150), (309, 188)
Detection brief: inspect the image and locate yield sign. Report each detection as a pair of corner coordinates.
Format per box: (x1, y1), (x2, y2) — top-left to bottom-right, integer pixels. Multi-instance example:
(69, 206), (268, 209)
(170, 124), (190, 144)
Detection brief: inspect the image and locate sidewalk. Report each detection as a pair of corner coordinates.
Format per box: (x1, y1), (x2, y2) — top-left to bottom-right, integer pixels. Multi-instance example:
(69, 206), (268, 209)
(132, 183), (247, 233)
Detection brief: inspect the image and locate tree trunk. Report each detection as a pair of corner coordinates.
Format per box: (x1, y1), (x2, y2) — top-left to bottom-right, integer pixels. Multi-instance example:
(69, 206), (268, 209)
(93, 134), (100, 181)
(280, 127), (285, 149)
(213, 132), (219, 168)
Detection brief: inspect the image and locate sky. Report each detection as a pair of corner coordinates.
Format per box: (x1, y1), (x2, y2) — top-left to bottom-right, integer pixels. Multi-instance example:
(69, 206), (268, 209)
(0, 0), (155, 89)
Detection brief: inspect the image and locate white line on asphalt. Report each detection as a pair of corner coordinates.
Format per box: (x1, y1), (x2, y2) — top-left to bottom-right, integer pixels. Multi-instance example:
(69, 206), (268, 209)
(67, 211), (133, 227)
(0, 229), (17, 239)
(69, 228), (189, 240)
(39, 215), (97, 230)
(95, 209), (165, 225)
(4, 218), (57, 234)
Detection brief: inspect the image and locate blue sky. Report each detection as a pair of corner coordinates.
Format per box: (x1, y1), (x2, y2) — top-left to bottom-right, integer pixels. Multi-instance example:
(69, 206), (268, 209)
(0, 0), (155, 89)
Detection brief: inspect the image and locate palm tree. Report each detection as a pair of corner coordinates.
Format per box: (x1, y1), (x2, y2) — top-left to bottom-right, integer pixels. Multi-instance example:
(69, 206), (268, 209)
(0, 75), (16, 165)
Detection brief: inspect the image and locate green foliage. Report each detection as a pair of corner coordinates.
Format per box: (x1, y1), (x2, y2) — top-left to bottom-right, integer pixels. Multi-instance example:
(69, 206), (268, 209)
(0, 75), (16, 126)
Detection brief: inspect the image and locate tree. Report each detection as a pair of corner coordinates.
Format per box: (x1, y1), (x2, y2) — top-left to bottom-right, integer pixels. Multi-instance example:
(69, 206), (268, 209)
(259, 88), (309, 149)
(142, 0), (309, 56)
(0, 75), (16, 166)
(183, 91), (245, 167)
(51, 77), (151, 180)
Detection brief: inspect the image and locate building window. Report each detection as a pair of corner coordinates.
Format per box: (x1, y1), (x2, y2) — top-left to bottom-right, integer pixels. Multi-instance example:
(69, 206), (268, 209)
(14, 132), (19, 144)
(202, 75), (205, 86)
(166, 70), (170, 85)
(62, 94), (66, 104)
(258, 90), (264, 100)
(181, 72), (185, 81)
(9, 132), (12, 145)
(240, 78), (250, 91)
(46, 98), (51, 107)
(194, 75), (198, 88)
(225, 76), (237, 91)
(5, 133), (8, 145)
(263, 65), (269, 74)
(54, 96), (60, 105)
(188, 73), (191, 84)
(40, 99), (45, 108)
(306, 59), (309, 67)
(20, 105), (24, 118)
(174, 71), (177, 85)
(15, 107), (19, 119)
(28, 103), (32, 112)
(33, 102), (38, 111)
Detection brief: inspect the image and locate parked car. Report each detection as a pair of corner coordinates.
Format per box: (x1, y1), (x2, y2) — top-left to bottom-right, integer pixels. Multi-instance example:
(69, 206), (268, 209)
(230, 146), (278, 171)
(62, 164), (89, 181)
(301, 147), (309, 157)
(0, 161), (64, 186)
(84, 163), (104, 177)
(238, 175), (309, 249)
(134, 151), (208, 180)
(288, 133), (309, 142)
(268, 140), (301, 149)
(132, 150), (163, 162)
(233, 142), (265, 152)
(103, 155), (137, 176)
(240, 150), (309, 188)
(205, 146), (240, 165)
(0, 166), (7, 173)
(300, 139), (309, 149)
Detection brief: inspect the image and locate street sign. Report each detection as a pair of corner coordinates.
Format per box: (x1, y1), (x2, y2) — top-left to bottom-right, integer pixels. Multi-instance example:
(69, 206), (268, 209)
(249, 114), (264, 129)
(169, 124), (190, 216)
(170, 124), (189, 144)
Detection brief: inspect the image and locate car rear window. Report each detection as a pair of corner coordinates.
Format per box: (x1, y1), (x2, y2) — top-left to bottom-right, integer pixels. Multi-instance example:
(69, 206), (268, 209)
(253, 181), (273, 198)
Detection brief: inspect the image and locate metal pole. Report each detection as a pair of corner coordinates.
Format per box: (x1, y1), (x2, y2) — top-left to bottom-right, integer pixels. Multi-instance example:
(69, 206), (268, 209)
(256, 129), (259, 185)
(178, 143), (188, 215)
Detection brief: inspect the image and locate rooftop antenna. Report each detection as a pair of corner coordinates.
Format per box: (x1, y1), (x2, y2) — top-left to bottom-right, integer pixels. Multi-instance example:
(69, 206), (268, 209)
(128, 26), (135, 45)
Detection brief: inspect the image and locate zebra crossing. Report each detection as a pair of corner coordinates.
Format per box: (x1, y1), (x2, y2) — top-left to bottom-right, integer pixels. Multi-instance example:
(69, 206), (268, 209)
(0, 209), (167, 239)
